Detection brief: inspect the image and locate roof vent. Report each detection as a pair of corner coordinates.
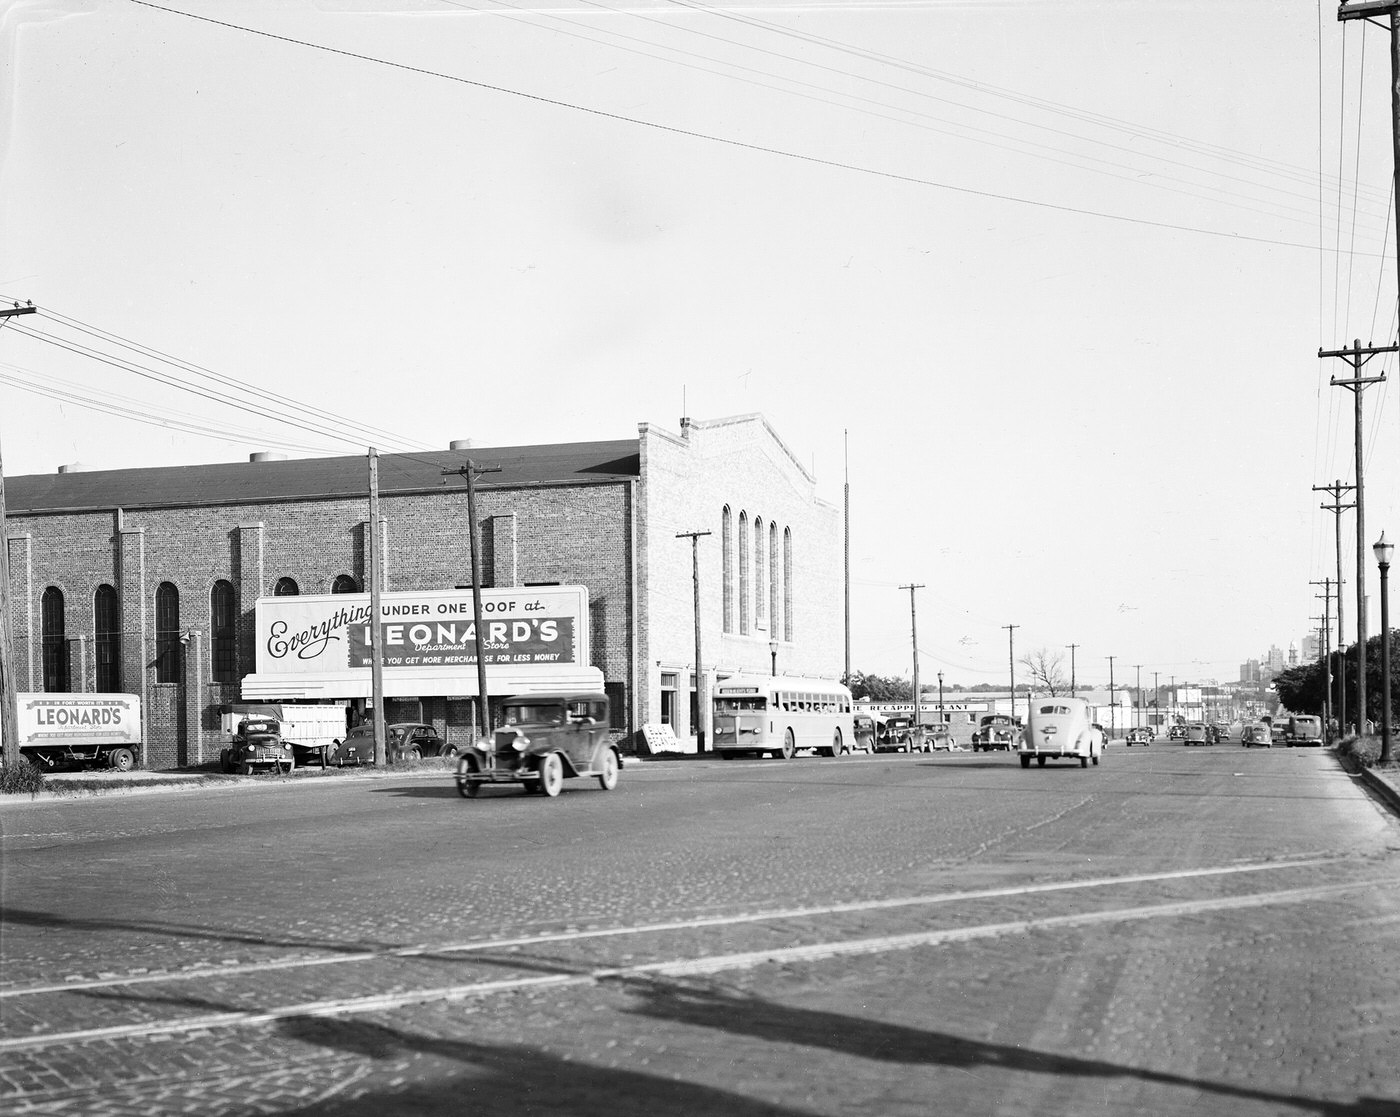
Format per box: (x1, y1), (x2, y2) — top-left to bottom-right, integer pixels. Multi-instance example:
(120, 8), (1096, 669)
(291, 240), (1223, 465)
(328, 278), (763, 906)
(449, 439), (476, 451)
(56, 462), (89, 474)
(249, 451), (288, 463)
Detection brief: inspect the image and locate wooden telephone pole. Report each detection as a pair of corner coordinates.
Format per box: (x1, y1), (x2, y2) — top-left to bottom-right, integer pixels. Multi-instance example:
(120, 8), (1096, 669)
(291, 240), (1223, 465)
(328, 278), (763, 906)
(1315, 481), (1353, 732)
(677, 530), (711, 751)
(0, 302), (38, 772)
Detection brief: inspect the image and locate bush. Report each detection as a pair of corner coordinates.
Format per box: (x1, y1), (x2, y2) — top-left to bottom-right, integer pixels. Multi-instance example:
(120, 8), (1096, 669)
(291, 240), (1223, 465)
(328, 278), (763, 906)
(0, 757), (46, 796)
(1337, 734), (1382, 769)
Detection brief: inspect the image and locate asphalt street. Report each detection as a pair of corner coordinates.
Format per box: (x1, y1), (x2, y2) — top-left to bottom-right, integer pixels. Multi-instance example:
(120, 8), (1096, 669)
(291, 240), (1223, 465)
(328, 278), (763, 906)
(2, 743), (1398, 1116)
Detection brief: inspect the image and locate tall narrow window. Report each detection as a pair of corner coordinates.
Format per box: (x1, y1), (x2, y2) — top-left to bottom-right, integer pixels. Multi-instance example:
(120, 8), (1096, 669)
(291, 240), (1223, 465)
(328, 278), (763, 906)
(274, 577), (299, 596)
(783, 527), (794, 642)
(721, 506), (733, 633)
(211, 580), (237, 683)
(41, 587), (69, 693)
(331, 574), (359, 594)
(738, 511), (750, 635)
(754, 517), (766, 626)
(95, 584), (120, 692)
(769, 521), (779, 641)
(155, 582), (181, 684)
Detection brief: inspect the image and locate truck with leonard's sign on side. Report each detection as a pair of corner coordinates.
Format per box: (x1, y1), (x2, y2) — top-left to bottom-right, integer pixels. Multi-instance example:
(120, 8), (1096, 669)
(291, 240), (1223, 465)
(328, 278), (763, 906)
(7, 693), (143, 771)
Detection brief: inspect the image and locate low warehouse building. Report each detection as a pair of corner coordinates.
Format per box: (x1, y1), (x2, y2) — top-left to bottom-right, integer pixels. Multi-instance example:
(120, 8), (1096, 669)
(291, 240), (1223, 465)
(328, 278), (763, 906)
(3, 414), (842, 766)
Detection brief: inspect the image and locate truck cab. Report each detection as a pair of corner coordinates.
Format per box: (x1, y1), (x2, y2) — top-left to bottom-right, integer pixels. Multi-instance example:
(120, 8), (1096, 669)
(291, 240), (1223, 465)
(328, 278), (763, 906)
(221, 716), (295, 775)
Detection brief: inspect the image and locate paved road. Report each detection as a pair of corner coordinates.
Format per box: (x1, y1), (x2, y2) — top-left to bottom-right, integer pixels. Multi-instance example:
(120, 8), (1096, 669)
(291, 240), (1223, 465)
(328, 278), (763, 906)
(2, 744), (1398, 1115)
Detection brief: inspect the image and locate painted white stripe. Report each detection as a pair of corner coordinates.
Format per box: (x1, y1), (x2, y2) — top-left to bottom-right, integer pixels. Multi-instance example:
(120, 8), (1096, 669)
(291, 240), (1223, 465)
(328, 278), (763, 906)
(0, 876), (1380, 1054)
(0, 854), (1347, 1000)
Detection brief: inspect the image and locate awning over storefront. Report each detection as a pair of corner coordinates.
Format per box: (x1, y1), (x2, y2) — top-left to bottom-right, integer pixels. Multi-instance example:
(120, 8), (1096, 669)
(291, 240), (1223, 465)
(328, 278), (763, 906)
(241, 665), (605, 701)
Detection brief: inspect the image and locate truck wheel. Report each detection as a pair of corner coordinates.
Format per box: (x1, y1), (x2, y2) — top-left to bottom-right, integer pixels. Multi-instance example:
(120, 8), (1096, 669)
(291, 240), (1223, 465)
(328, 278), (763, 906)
(1081, 756), (1089, 768)
(1020, 754), (1030, 768)
(319, 746), (329, 769)
(1037, 756), (1047, 767)
(238, 760), (252, 776)
(219, 749), (231, 774)
(108, 747), (135, 772)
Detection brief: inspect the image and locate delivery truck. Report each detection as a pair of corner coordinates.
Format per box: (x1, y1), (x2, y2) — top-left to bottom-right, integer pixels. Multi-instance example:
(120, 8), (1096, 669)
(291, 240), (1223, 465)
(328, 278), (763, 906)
(7, 693), (143, 771)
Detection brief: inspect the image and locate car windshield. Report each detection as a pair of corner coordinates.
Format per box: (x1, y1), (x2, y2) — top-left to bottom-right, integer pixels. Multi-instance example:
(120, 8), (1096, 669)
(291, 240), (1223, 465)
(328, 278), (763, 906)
(504, 704), (565, 726)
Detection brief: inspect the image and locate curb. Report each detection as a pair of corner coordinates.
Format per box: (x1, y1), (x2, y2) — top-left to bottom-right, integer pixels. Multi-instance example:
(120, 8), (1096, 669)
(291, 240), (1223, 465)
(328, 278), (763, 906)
(1333, 749), (1400, 818)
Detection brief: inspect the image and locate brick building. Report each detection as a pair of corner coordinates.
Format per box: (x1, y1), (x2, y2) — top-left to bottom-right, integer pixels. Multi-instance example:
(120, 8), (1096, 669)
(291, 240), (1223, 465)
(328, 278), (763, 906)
(3, 414), (842, 767)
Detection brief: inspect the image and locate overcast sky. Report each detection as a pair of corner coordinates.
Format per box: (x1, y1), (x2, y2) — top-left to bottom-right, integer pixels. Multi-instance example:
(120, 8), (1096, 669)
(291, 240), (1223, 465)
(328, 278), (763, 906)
(1, 1), (1394, 688)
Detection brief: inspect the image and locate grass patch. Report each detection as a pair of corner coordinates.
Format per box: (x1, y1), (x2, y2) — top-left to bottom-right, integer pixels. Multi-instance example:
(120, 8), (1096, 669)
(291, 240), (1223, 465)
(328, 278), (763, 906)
(0, 757), (47, 796)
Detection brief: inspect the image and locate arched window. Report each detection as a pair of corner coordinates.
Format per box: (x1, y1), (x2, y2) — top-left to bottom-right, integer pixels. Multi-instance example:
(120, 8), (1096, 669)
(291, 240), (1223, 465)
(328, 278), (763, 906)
(331, 574), (359, 594)
(721, 507), (734, 633)
(95, 584), (120, 692)
(155, 582), (181, 684)
(754, 517), (766, 626)
(769, 521), (779, 640)
(211, 580), (237, 683)
(274, 577), (299, 597)
(738, 511), (750, 635)
(41, 587), (69, 693)
(783, 527), (794, 642)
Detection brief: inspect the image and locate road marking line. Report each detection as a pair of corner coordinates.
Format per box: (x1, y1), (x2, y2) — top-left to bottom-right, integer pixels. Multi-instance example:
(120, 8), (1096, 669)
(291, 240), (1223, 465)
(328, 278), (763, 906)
(0, 877), (1381, 1053)
(0, 855), (1351, 1000)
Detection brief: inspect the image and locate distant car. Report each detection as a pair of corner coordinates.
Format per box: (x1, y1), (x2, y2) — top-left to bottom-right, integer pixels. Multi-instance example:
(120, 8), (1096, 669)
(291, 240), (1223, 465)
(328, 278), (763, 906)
(1126, 727), (1152, 747)
(386, 722), (458, 760)
(874, 715), (916, 753)
(853, 713), (877, 753)
(972, 714), (1020, 752)
(1241, 723), (1272, 748)
(1169, 724), (1187, 740)
(1184, 723), (1209, 746)
(1287, 715), (1324, 747)
(929, 729), (956, 751)
(1018, 697), (1104, 769)
(1269, 721), (1290, 745)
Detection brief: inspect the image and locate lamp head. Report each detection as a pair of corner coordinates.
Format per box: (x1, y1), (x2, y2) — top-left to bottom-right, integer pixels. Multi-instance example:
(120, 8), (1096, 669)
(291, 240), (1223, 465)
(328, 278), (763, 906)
(1376, 531), (1395, 569)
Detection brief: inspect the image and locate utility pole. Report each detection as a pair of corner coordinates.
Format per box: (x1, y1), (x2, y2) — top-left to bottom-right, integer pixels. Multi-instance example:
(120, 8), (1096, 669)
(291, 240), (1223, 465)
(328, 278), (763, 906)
(1133, 664), (1143, 730)
(1004, 624), (1019, 723)
(0, 301), (37, 773)
(368, 449), (387, 767)
(1318, 345), (1390, 734)
(444, 460), (503, 745)
(1107, 656), (1117, 738)
(677, 530), (712, 751)
(901, 584), (925, 744)
(1066, 643), (1078, 697)
(1339, 0), (1400, 730)
(1312, 577), (1334, 736)
(843, 430), (851, 686)
(1153, 670), (1159, 729)
(1315, 481), (1355, 732)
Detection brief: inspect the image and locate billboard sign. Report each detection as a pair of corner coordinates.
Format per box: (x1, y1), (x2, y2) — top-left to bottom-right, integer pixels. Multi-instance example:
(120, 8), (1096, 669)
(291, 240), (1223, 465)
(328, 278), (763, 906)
(256, 587), (588, 677)
(15, 693), (142, 747)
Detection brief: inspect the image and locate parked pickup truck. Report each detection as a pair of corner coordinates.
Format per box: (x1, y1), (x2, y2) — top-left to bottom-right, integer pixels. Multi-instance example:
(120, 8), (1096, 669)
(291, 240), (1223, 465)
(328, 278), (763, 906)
(10, 693), (142, 771)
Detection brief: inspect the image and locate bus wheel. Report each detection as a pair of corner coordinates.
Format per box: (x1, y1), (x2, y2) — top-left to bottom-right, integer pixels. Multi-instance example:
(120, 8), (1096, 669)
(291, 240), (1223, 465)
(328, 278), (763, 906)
(777, 730), (796, 760)
(108, 747), (135, 772)
(832, 729), (844, 756)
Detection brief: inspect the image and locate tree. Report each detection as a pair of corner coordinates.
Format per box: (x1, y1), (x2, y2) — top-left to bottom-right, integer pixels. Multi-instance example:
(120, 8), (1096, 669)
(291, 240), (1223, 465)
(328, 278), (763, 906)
(1020, 647), (1068, 696)
(843, 671), (912, 702)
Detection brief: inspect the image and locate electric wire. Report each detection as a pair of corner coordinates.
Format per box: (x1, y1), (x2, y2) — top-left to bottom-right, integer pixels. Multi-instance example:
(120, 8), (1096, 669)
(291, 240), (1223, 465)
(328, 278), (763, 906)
(123, 0), (1377, 256)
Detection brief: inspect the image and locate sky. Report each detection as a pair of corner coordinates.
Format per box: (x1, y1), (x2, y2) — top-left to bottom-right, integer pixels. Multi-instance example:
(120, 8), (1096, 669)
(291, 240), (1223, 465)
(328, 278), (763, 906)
(0, 0), (1394, 690)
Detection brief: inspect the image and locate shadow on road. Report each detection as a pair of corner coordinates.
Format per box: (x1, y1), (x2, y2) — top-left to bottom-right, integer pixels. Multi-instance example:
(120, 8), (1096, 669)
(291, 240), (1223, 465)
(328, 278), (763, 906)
(272, 1015), (810, 1117)
(608, 978), (1395, 1116)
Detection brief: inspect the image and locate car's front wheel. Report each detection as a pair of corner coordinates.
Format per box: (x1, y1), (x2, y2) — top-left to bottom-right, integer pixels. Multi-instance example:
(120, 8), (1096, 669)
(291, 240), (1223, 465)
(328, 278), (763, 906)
(596, 748), (619, 791)
(538, 752), (564, 797)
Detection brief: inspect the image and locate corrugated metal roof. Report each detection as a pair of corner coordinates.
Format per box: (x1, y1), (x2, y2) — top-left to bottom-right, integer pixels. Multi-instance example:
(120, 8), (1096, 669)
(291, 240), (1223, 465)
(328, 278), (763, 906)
(5, 439), (641, 513)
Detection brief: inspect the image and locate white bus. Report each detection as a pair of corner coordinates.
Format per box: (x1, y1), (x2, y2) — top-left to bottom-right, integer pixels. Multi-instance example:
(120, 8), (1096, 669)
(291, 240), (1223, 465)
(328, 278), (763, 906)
(711, 675), (857, 760)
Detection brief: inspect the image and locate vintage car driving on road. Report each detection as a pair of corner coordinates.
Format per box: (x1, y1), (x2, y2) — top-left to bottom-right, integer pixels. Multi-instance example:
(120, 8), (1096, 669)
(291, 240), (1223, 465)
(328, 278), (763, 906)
(455, 692), (621, 799)
(1287, 715), (1324, 747)
(1184, 723), (1210, 746)
(1017, 697), (1103, 769)
(972, 713), (1020, 752)
(1241, 722), (1272, 748)
(1169, 723), (1187, 740)
(1126, 727), (1152, 747)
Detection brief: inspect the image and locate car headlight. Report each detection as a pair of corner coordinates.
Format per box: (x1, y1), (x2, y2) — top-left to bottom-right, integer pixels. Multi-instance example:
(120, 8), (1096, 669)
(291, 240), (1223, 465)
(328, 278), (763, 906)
(512, 734), (531, 752)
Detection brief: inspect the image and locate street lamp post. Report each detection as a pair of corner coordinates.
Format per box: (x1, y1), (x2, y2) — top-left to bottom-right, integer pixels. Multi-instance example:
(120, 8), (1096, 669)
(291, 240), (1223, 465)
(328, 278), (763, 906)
(769, 638), (778, 677)
(1375, 532), (1393, 763)
(937, 670), (944, 725)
